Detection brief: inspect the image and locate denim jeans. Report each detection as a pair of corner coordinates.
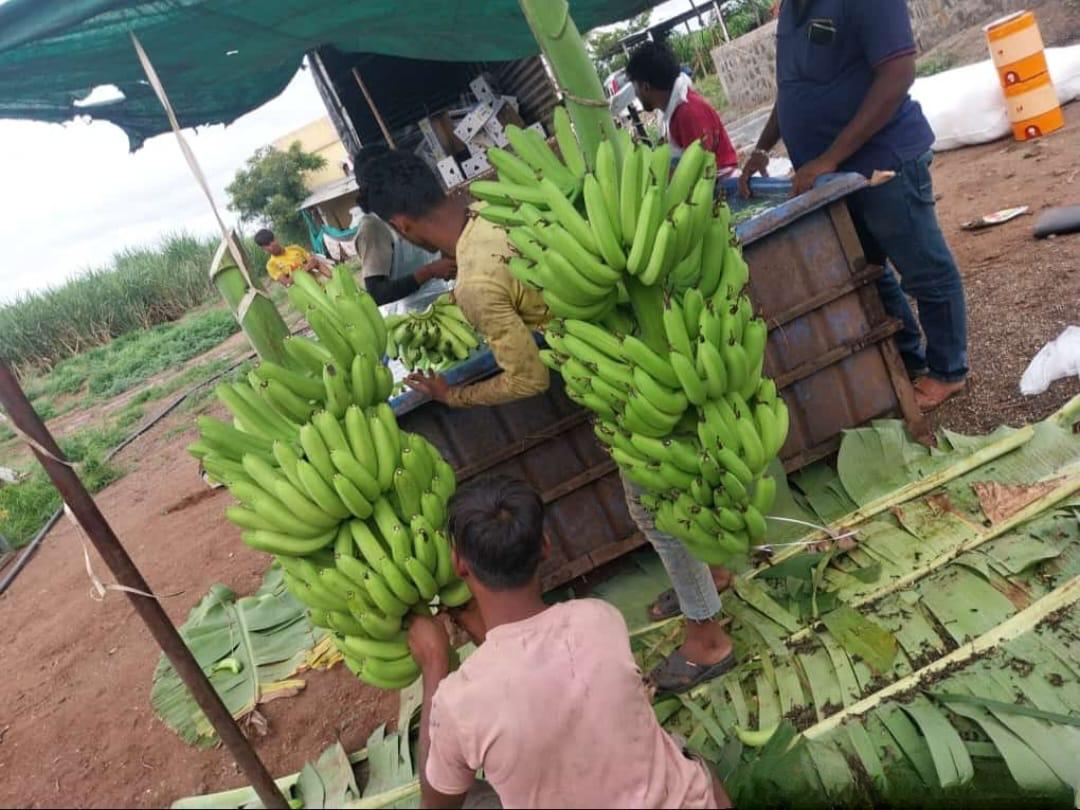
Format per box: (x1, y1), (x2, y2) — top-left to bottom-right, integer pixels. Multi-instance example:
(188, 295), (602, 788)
(621, 475), (722, 622)
(846, 151), (969, 382)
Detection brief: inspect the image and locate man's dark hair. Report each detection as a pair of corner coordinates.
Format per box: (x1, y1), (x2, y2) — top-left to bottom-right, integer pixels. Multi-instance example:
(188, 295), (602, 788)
(625, 41), (680, 92)
(253, 228), (275, 247)
(448, 475), (545, 590)
(355, 149), (445, 222)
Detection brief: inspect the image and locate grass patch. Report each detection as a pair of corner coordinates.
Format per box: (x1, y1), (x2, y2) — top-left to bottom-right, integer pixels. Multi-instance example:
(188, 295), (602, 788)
(694, 75), (728, 113)
(0, 422), (128, 548)
(0, 232), (267, 372)
(22, 308), (239, 407)
(916, 52), (957, 77)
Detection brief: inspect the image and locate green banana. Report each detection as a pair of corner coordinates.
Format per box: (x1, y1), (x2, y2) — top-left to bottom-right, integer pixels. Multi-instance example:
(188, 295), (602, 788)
(283, 335), (335, 376)
(626, 187), (662, 276)
(373, 498), (412, 564)
(299, 423), (336, 483)
(392, 467), (423, 519)
(539, 178), (599, 255)
(743, 504), (768, 542)
(358, 610), (404, 641)
(241, 528), (336, 557)
(404, 557), (438, 601)
(620, 336), (680, 387)
(633, 367), (687, 416)
(751, 475), (777, 515)
(736, 416), (766, 474)
(711, 446), (754, 487)
(296, 460), (351, 519)
(331, 448), (380, 501)
(696, 339), (729, 400)
(665, 141), (706, 212)
(595, 139), (622, 244)
(639, 219), (675, 287)
(322, 363), (351, 418)
(370, 415), (399, 492)
(333, 473), (374, 519)
(438, 578), (472, 608)
(663, 299), (695, 358)
(552, 105), (587, 177)
(363, 568), (409, 617)
(254, 361), (324, 401)
(669, 351), (708, 407)
(224, 505), (277, 532)
(619, 144), (643, 242)
(338, 633), (410, 662)
(487, 147), (540, 187)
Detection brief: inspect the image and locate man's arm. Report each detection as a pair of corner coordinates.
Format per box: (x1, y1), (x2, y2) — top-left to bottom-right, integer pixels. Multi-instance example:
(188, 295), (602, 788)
(739, 103), (780, 198)
(792, 55), (916, 194)
(408, 617), (470, 810)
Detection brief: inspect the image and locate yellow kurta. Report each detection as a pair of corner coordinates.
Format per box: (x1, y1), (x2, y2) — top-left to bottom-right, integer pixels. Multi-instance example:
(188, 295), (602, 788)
(444, 212), (551, 408)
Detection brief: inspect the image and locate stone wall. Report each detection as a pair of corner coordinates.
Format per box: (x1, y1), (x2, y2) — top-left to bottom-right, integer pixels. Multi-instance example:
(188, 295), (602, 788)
(711, 0), (1028, 111)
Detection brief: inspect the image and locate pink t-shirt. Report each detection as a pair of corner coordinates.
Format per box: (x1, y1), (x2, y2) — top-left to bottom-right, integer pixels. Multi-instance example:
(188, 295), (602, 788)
(426, 599), (717, 809)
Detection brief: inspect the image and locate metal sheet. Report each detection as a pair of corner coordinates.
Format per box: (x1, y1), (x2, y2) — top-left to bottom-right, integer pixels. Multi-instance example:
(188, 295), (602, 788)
(395, 374), (641, 590)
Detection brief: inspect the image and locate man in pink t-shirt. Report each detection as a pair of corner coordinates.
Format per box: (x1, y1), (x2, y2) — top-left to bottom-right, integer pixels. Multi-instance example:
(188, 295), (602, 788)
(407, 475), (731, 809)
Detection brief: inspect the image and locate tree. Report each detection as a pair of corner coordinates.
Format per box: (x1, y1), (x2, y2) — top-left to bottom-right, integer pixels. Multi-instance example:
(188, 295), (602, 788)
(587, 11), (651, 77)
(226, 141), (326, 247)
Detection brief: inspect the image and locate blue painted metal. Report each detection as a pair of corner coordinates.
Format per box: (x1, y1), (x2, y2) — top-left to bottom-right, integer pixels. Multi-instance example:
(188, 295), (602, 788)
(721, 172), (868, 247)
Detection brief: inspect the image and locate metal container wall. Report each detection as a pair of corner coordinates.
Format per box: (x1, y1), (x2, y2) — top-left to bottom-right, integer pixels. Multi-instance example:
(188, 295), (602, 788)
(730, 176), (928, 470)
(391, 174), (925, 587)
(394, 375), (642, 592)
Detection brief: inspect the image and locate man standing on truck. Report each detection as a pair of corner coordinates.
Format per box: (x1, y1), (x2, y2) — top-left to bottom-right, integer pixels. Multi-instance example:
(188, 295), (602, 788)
(407, 474), (731, 809)
(359, 150), (735, 694)
(626, 41), (739, 177)
(253, 228), (332, 286)
(353, 149), (459, 310)
(739, 0), (968, 410)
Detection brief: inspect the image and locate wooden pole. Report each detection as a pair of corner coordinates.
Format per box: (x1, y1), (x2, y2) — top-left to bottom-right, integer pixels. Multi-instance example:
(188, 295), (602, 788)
(352, 66), (397, 149)
(713, 1), (731, 42)
(0, 364), (289, 810)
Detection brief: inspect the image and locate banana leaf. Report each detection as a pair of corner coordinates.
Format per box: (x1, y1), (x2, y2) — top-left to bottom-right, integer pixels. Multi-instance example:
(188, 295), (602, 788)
(151, 564), (338, 748)
(637, 400), (1080, 809)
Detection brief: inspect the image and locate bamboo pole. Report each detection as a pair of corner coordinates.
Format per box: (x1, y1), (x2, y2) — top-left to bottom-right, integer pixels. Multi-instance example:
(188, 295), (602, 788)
(0, 364), (289, 810)
(352, 67), (397, 149)
(516, 0), (620, 168)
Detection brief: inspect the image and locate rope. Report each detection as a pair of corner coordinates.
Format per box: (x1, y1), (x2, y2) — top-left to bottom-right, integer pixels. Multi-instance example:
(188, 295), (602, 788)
(560, 90), (610, 108)
(65, 505), (183, 602)
(130, 34), (268, 303)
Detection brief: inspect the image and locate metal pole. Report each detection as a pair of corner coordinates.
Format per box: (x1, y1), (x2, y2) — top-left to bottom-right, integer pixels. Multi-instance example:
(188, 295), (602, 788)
(352, 67), (397, 149)
(0, 363), (289, 810)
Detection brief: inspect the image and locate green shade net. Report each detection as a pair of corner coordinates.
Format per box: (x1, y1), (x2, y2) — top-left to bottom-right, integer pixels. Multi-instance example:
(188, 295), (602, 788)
(0, 0), (652, 148)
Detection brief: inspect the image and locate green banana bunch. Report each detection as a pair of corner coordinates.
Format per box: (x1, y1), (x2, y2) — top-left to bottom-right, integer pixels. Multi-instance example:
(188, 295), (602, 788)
(384, 294), (481, 373)
(189, 265), (473, 691)
(479, 107), (792, 566)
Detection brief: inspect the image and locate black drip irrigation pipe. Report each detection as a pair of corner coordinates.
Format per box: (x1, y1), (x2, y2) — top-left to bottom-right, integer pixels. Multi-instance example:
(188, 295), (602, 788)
(0, 349), (258, 596)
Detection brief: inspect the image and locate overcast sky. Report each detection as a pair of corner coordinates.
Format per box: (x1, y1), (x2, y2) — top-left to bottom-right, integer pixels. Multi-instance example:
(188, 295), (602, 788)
(0, 1), (697, 304)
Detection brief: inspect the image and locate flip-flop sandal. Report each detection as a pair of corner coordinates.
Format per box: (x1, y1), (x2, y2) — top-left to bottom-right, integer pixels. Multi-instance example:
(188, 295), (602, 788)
(649, 650), (737, 694)
(647, 578), (734, 622)
(647, 589), (682, 621)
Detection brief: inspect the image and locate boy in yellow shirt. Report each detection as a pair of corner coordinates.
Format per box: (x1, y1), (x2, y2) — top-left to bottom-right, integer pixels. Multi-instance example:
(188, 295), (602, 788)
(253, 228), (331, 286)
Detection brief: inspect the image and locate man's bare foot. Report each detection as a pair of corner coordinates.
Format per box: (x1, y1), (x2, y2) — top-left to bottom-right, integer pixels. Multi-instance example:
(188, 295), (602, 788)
(680, 618), (733, 666)
(914, 376), (966, 411)
(711, 566), (733, 591)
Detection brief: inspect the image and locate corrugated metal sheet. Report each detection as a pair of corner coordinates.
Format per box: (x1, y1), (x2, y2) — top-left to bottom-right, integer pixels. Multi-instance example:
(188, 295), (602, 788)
(395, 374), (642, 591)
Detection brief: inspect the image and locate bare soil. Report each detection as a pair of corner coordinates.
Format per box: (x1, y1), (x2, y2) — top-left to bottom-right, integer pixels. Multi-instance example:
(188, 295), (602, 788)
(928, 102), (1080, 434)
(1, 93), (1079, 810)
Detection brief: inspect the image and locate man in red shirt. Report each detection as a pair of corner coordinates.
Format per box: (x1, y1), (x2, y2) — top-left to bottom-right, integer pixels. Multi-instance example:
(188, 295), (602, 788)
(627, 42), (739, 176)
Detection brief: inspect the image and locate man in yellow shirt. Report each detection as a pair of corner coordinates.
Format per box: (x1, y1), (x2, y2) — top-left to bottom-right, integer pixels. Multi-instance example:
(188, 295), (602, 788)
(357, 154), (549, 407)
(253, 228), (332, 286)
(359, 151), (734, 694)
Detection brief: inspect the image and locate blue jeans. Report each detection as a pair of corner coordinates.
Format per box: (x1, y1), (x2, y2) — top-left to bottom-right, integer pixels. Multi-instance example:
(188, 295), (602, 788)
(847, 152), (968, 382)
(621, 475), (722, 622)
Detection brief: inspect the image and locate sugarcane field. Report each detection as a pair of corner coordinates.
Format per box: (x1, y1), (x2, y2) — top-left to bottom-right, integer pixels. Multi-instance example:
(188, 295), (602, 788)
(2, 1), (1080, 808)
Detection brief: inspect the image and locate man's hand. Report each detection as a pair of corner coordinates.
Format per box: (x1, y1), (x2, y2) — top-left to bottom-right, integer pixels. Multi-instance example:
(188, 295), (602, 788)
(405, 371), (452, 404)
(408, 614), (451, 675)
(449, 598), (486, 646)
(792, 154), (839, 196)
(738, 149), (770, 199)
(416, 258), (458, 284)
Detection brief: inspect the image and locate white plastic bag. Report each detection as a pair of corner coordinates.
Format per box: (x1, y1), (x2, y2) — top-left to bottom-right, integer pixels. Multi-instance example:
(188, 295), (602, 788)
(1020, 326), (1080, 395)
(910, 45), (1080, 152)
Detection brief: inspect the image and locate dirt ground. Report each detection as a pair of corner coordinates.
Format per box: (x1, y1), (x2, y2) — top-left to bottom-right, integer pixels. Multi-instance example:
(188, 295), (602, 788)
(929, 102), (1080, 433)
(1, 110), (1079, 810)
